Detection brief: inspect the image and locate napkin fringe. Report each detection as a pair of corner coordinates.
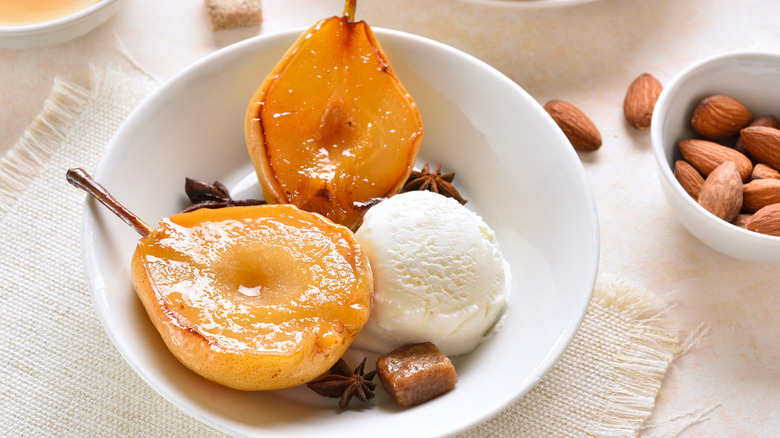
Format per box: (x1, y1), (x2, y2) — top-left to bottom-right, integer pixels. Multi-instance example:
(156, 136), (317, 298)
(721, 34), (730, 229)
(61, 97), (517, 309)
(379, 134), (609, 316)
(589, 275), (681, 437)
(0, 78), (89, 220)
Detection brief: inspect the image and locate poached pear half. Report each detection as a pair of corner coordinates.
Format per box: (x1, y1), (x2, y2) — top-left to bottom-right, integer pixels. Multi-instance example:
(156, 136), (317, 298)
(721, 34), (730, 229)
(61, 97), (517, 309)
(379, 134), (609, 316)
(132, 205), (373, 390)
(67, 169), (373, 391)
(245, 2), (424, 230)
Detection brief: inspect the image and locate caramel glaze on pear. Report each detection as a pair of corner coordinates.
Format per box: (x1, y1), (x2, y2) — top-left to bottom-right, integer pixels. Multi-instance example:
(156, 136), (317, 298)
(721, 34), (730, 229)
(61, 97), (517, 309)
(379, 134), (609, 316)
(131, 205), (373, 391)
(245, 13), (424, 230)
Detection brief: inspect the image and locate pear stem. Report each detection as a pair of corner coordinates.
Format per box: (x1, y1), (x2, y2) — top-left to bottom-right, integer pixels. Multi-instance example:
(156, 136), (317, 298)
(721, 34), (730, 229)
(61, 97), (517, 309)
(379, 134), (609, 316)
(66, 168), (153, 238)
(343, 0), (356, 21)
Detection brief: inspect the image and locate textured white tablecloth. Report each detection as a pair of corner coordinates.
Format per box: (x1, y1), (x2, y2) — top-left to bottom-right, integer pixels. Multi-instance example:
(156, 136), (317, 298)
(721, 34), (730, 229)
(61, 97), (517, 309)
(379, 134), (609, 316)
(3, 0), (780, 436)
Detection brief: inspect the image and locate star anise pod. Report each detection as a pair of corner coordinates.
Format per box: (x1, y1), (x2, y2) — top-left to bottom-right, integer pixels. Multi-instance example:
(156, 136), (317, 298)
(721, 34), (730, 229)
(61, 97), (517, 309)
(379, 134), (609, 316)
(306, 358), (377, 409)
(402, 164), (467, 205)
(180, 177), (265, 213)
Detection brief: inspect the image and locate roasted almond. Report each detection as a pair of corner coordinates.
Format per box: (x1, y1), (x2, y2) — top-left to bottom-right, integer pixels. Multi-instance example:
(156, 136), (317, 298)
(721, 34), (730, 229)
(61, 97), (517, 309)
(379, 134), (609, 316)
(697, 161), (743, 221)
(753, 115), (780, 128)
(674, 160), (704, 198)
(735, 115), (779, 156)
(691, 94), (752, 139)
(544, 100), (602, 152)
(678, 138), (753, 182)
(740, 126), (780, 171)
(624, 73), (663, 130)
(742, 178), (780, 213)
(731, 213), (752, 229)
(745, 203), (780, 236)
(751, 163), (780, 181)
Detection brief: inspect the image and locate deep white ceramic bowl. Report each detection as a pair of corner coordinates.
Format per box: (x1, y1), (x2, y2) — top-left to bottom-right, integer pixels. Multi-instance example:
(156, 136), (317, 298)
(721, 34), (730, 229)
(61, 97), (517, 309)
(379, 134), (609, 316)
(0, 0), (126, 49)
(81, 28), (599, 437)
(651, 51), (780, 263)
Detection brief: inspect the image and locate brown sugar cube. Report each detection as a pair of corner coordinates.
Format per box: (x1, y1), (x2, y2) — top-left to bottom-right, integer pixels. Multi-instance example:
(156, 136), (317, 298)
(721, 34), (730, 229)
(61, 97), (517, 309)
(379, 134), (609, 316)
(376, 342), (457, 407)
(205, 0), (263, 31)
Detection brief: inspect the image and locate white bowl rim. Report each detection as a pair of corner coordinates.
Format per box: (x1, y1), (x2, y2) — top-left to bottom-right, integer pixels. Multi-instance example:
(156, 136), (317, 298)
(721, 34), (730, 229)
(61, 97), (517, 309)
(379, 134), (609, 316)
(651, 50), (780, 246)
(82, 26), (600, 436)
(0, 0), (122, 34)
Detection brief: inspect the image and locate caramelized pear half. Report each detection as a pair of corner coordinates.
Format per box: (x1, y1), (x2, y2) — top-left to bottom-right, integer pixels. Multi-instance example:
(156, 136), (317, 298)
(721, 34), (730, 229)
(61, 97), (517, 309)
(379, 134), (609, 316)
(245, 13), (424, 229)
(131, 205), (373, 390)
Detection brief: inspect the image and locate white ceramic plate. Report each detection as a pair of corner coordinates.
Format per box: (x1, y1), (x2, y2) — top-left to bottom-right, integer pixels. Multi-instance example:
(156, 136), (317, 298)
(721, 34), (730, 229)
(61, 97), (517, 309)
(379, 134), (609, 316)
(82, 28), (599, 437)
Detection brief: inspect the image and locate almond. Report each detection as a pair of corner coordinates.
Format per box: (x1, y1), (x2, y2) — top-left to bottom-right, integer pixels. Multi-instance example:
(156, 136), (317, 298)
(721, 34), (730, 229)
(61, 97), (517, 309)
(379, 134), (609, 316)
(754, 115), (780, 128)
(674, 160), (704, 198)
(740, 126), (780, 171)
(731, 213), (752, 229)
(691, 94), (752, 139)
(624, 73), (663, 129)
(678, 138), (753, 182)
(697, 161), (743, 221)
(742, 178), (780, 212)
(735, 115), (779, 156)
(544, 100), (602, 152)
(751, 163), (780, 181)
(745, 203), (780, 236)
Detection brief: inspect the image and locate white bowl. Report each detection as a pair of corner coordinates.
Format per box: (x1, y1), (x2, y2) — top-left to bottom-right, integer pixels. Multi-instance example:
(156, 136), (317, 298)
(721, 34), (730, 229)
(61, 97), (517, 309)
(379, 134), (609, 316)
(651, 51), (780, 263)
(0, 0), (126, 49)
(81, 28), (599, 437)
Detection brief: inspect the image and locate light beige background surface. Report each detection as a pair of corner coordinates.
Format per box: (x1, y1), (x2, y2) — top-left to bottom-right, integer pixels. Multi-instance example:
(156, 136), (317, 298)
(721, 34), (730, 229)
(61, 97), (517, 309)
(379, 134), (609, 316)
(2, 0), (779, 436)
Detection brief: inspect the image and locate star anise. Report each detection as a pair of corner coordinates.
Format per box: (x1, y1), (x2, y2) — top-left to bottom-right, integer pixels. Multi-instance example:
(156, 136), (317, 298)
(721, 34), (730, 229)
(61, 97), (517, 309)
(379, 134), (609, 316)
(306, 358), (377, 408)
(402, 164), (467, 205)
(180, 177), (265, 213)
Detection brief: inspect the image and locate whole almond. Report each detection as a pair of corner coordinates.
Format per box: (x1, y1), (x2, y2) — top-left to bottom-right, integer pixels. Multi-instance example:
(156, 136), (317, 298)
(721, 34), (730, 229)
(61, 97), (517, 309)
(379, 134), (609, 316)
(740, 126), (780, 171)
(678, 138), (753, 181)
(674, 160), (704, 198)
(753, 115), (779, 128)
(624, 73), (663, 129)
(735, 115), (779, 156)
(731, 213), (752, 229)
(691, 94), (752, 139)
(742, 178), (780, 212)
(745, 203), (780, 236)
(697, 161), (743, 221)
(751, 163), (780, 181)
(544, 100), (602, 152)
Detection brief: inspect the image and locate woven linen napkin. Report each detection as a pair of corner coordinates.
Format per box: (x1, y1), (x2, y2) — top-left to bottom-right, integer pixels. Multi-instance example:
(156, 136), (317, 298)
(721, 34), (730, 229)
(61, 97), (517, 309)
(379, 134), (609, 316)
(0, 64), (681, 437)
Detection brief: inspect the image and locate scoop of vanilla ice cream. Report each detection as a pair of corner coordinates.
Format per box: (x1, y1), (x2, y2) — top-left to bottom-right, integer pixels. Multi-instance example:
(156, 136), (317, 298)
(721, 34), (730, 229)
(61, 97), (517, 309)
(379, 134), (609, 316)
(352, 190), (510, 356)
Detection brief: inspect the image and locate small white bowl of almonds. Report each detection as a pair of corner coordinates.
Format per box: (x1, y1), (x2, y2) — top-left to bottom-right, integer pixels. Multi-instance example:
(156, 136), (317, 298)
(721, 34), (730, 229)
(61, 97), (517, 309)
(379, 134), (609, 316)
(651, 51), (780, 263)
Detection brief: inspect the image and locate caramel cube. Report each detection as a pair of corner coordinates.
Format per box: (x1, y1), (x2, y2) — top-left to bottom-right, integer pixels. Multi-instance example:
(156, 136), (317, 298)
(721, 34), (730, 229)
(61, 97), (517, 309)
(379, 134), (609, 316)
(205, 0), (263, 31)
(376, 342), (457, 407)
